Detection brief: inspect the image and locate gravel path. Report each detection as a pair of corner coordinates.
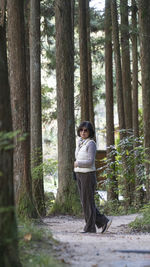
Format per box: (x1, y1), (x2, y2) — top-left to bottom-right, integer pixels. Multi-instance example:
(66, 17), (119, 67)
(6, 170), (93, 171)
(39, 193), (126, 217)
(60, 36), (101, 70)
(43, 214), (150, 267)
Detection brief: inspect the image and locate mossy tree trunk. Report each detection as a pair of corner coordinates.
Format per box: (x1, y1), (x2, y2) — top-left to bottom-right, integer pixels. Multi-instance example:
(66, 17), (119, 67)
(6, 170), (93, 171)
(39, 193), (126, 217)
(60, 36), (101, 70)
(0, 14), (21, 266)
(30, 0), (46, 216)
(7, 0), (37, 218)
(54, 0), (81, 214)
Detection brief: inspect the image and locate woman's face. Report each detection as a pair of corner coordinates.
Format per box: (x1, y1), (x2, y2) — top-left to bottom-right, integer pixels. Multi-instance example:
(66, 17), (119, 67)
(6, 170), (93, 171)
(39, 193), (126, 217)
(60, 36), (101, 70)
(79, 127), (90, 139)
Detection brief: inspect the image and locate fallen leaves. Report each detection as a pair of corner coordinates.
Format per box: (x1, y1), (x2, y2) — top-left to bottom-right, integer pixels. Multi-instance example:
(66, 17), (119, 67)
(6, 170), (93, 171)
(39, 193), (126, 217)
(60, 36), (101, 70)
(24, 233), (32, 242)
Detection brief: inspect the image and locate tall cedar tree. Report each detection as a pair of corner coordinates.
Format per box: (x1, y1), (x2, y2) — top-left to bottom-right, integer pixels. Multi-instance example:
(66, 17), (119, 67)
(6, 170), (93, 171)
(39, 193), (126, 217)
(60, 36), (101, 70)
(120, 0), (135, 204)
(120, 0), (133, 131)
(111, 0), (132, 208)
(105, 0), (118, 200)
(24, 0), (30, 128)
(86, 0), (95, 129)
(132, 0), (143, 205)
(7, 0), (37, 218)
(132, 0), (139, 138)
(55, 0), (80, 213)
(79, 0), (89, 121)
(138, 0), (150, 201)
(30, 0), (46, 216)
(0, 14), (21, 266)
(111, 0), (125, 134)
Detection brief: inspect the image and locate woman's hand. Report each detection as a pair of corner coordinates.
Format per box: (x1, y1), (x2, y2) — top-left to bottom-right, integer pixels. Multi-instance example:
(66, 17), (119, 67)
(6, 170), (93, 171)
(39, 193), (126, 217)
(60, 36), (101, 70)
(74, 161), (78, 168)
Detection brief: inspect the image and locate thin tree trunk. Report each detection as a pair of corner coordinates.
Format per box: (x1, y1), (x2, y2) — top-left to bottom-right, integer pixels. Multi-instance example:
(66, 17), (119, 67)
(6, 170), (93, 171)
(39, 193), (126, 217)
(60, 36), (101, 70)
(30, 0), (46, 216)
(120, 0), (132, 131)
(24, 0), (30, 129)
(132, 0), (139, 138)
(0, 16), (21, 266)
(55, 0), (81, 214)
(7, 0), (37, 218)
(132, 0), (143, 206)
(105, 0), (118, 201)
(111, 0), (125, 134)
(120, 0), (135, 205)
(111, 0), (132, 209)
(138, 0), (150, 201)
(86, 0), (95, 128)
(79, 0), (89, 121)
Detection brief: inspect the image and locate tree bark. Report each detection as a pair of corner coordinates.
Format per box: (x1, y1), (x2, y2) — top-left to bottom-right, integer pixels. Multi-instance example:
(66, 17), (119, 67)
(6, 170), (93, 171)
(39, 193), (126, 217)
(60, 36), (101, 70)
(138, 0), (150, 201)
(111, 0), (133, 209)
(86, 0), (95, 128)
(30, 0), (46, 216)
(131, 0), (143, 206)
(55, 0), (80, 214)
(132, 0), (139, 138)
(120, 0), (135, 205)
(7, 0), (37, 218)
(79, 0), (89, 121)
(111, 0), (125, 134)
(120, 0), (133, 131)
(24, 0), (30, 129)
(0, 16), (21, 266)
(105, 0), (118, 201)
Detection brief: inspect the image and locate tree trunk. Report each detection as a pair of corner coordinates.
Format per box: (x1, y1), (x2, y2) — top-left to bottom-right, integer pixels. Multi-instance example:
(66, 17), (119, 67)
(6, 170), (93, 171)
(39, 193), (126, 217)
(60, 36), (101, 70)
(131, 0), (143, 207)
(55, 0), (81, 214)
(111, 0), (125, 134)
(7, 0), (37, 218)
(105, 0), (118, 201)
(86, 0), (95, 128)
(138, 0), (150, 201)
(79, 0), (89, 121)
(30, 0), (46, 216)
(120, 0), (133, 131)
(24, 0), (30, 129)
(111, 0), (133, 209)
(0, 16), (21, 266)
(132, 0), (139, 138)
(120, 0), (135, 205)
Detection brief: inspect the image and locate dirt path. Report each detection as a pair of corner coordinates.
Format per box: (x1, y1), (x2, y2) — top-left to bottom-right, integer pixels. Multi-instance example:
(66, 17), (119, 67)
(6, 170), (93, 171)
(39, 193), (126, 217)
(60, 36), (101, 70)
(43, 214), (150, 267)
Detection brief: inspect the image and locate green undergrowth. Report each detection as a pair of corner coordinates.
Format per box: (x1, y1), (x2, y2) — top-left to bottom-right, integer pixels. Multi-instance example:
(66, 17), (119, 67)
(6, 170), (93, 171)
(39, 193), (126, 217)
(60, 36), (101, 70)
(49, 183), (82, 216)
(18, 219), (66, 267)
(45, 191), (56, 214)
(50, 195), (82, 216)
(45, 190), (82, 216)
(99, 199), (139, 216)
(129, 203), (150, 232)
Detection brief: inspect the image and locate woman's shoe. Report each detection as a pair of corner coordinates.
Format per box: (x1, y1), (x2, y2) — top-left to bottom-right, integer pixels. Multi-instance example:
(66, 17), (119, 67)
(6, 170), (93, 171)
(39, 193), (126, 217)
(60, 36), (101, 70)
(101, 219), (112, 233)
(80, 229), (96, 233)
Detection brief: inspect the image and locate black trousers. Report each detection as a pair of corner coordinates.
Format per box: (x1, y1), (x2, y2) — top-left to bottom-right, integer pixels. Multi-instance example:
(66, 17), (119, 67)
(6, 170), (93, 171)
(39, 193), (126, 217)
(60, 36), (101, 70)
(76, 172), (109, 232)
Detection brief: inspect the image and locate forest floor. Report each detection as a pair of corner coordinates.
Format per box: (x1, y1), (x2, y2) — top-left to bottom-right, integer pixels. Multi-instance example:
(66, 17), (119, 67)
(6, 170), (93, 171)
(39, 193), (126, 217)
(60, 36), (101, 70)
(43, 214), (150, 267)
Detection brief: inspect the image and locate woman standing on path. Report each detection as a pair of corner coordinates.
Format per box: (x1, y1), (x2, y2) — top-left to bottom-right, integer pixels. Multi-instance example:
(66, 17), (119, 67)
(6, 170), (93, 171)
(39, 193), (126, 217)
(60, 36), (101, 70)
(74, 121), (112, 233)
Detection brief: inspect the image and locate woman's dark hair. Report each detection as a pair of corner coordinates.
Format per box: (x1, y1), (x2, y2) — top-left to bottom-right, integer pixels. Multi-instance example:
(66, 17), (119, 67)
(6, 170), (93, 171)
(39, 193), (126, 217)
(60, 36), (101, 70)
(77, 121), (95, 138)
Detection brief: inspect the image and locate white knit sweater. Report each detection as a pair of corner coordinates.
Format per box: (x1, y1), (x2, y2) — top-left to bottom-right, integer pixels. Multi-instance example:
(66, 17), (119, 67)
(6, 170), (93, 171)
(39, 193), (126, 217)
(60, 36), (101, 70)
(74, 138), (96, 173)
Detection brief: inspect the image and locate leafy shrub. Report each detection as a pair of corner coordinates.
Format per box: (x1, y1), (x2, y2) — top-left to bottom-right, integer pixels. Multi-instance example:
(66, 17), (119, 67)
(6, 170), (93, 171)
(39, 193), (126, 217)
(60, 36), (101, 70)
(129, 203), (150, 232)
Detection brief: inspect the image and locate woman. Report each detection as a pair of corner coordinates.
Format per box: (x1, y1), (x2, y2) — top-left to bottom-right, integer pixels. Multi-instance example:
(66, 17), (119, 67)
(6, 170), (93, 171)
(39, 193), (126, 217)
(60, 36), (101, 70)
(74, 121), (112, 233)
